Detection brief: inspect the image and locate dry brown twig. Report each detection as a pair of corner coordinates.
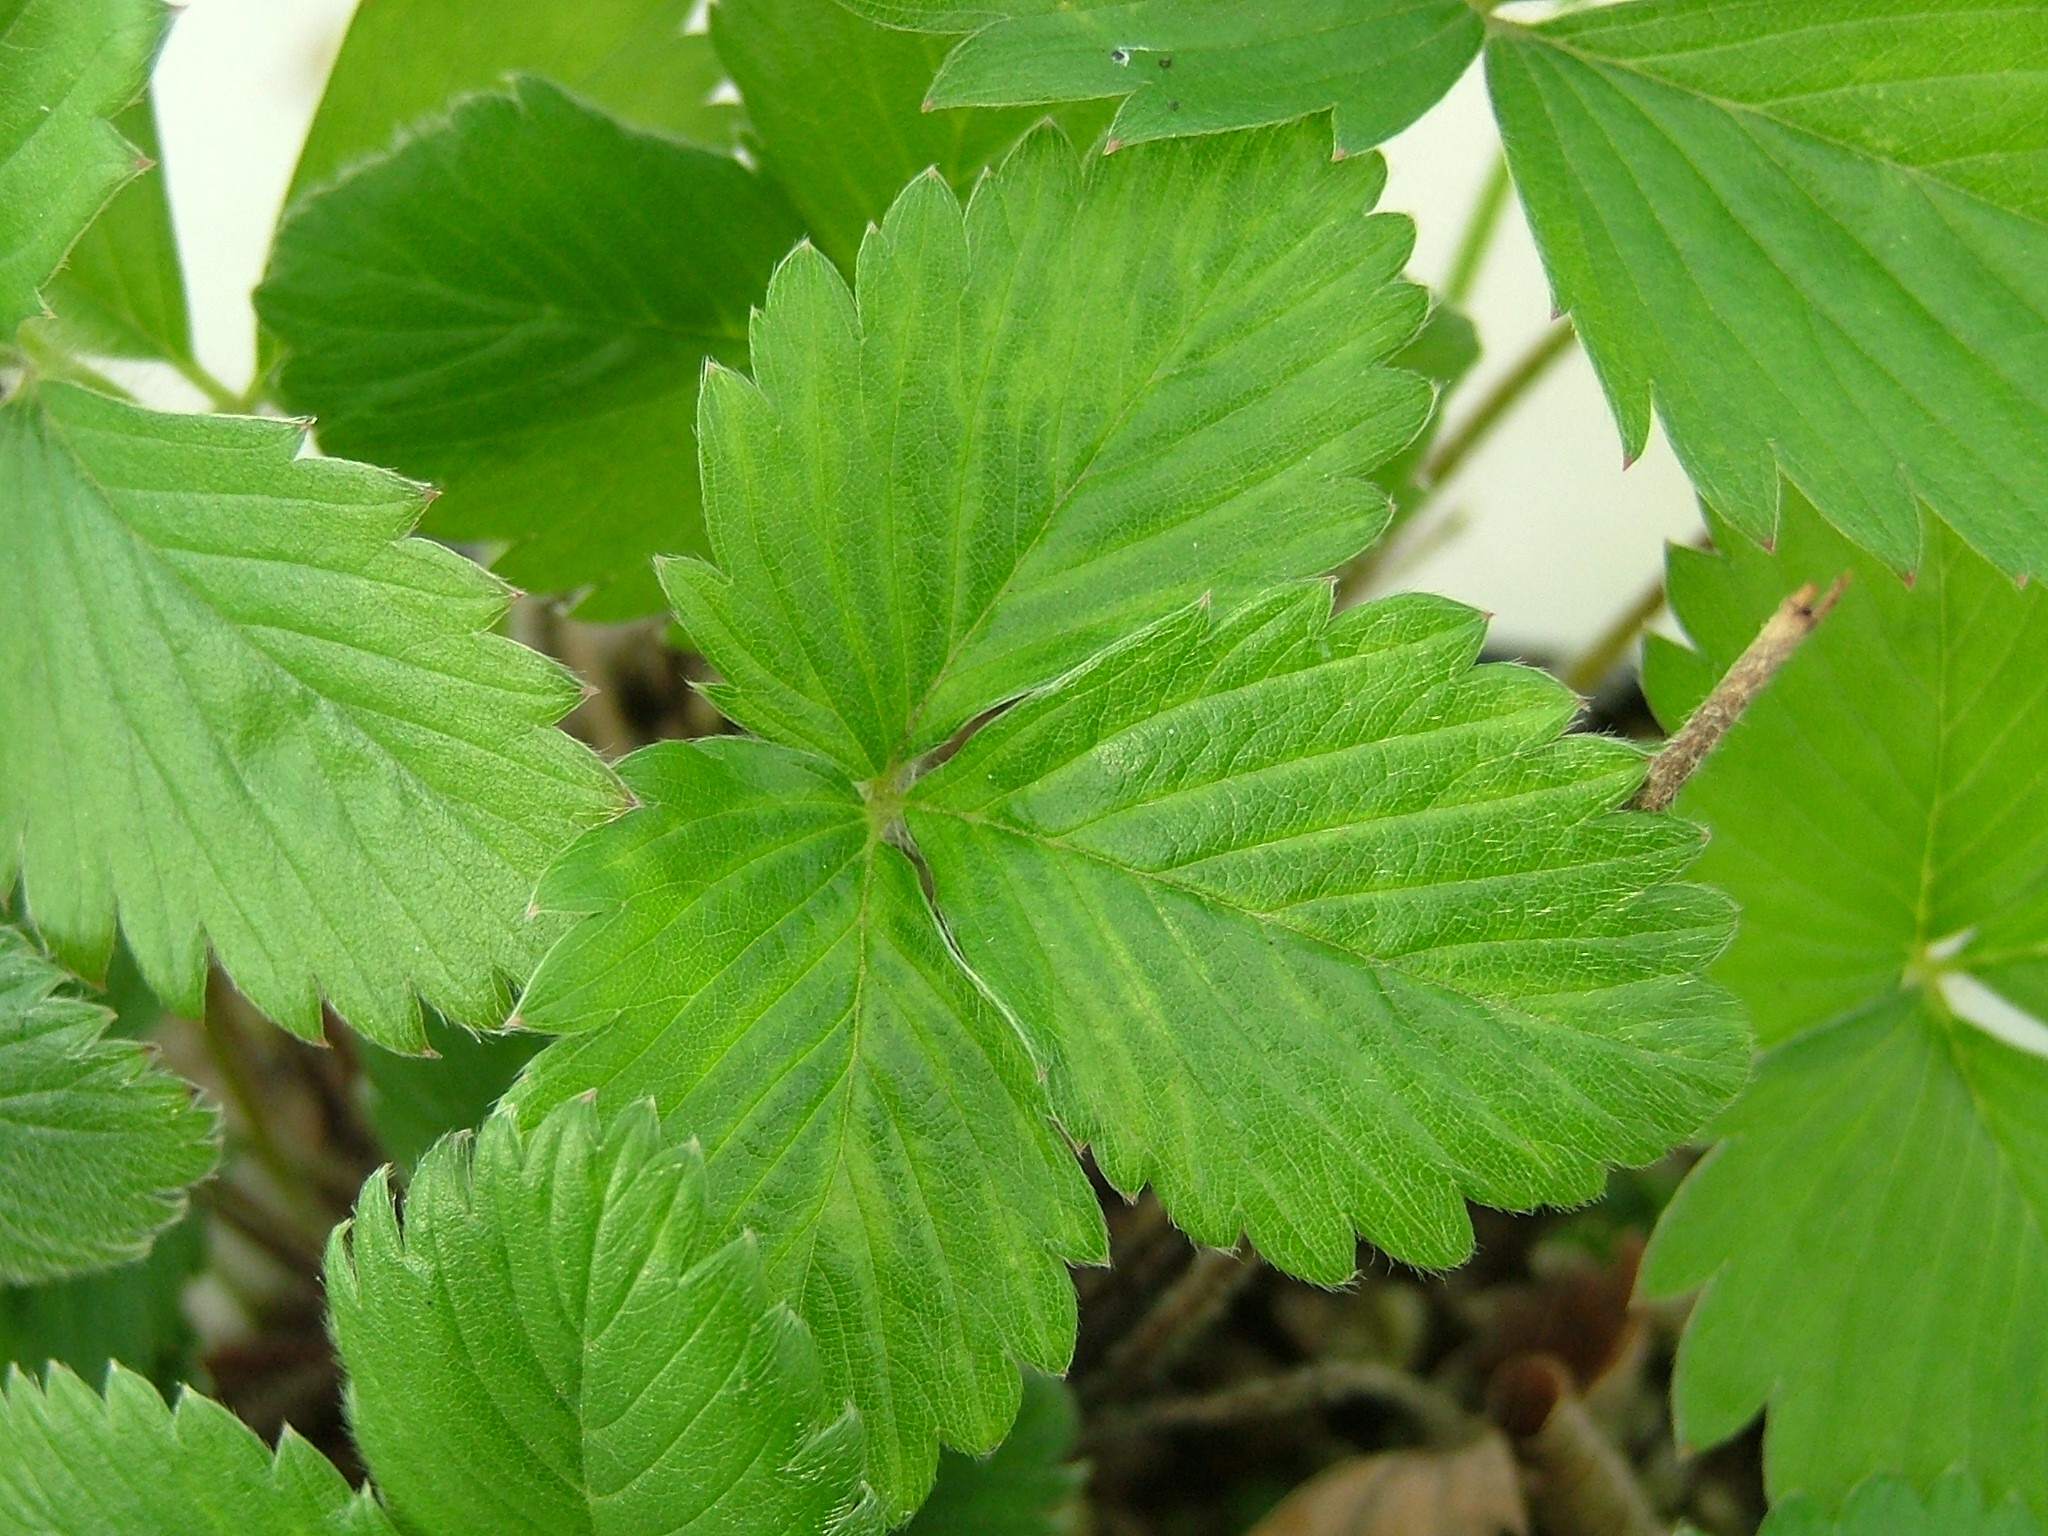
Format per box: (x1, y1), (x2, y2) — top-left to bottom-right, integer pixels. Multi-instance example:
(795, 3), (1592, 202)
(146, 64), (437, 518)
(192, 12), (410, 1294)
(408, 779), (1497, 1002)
(1630, 572), (1851, 814)
(1085, 1358), (1473, 1451)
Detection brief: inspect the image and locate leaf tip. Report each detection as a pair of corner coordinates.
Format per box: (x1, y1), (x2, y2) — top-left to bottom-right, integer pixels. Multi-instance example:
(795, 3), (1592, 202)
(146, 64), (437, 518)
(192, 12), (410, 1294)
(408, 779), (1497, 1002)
(1103, 138), (1123, 155)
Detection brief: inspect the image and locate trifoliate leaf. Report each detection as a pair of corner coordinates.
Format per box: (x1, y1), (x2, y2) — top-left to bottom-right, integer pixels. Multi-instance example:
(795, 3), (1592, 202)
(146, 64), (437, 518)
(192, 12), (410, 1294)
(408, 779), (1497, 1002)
(667, 120), (1432, 776)
(911, 586), (1747, 1278)
(510, 739), (1104, 1520)
(261, 77), (802, 617)
(904, 1369), (1082, 1536)
(0, 1213), (204, 1392)
(0, 925), (217, 1285)
(329, 1096), (881, 1536)
(1761, 1475), (2041, 1536)
(358, 1011), (542, 1172)
(0, 383), (622, 1048)
(712, 0), (1051, 271)
(0, 1364), (396, 1536)
(40, 94), (192, 370)
(839, 0), (1483, 156)
(1487, 2), (2048, 577)
(291, 0), (736, 198)
(1638, 499), (2048, 1517)
(0, 0), (166, 338)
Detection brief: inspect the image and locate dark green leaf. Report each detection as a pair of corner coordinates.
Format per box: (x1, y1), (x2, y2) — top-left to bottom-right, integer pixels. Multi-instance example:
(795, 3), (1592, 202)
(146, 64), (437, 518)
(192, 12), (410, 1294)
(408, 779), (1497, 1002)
(905, 1369), (1082, 1536)
(358, 1013), (541, 1173)
(262, 77), (802, 617)
(0, 1213), (204, 1392)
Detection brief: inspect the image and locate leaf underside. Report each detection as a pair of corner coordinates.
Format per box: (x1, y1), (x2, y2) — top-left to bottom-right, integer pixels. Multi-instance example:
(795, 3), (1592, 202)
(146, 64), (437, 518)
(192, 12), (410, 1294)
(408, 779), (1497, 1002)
(1640, 498), (2048, 1518)
(0, 926), (217, 1286)
(330, 1097), (879, 1536)
(261, 77), (803, 618)
(0, 383), (621, 1049)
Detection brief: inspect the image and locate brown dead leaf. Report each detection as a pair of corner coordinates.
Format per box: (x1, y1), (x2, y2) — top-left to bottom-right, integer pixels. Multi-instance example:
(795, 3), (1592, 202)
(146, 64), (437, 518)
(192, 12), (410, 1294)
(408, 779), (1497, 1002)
(1243, 1435), (1529, 1536)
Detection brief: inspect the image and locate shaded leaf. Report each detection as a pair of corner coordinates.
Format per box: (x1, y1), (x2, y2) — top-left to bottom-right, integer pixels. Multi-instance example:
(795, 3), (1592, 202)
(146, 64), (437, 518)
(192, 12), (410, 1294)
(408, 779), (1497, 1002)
(1640, 499), (2048, 1516)
(903, 1369), (1083, 1536)
(357, 1012), (541, 1173)
(262, 77), (802, 617)
(0, 926), (217, 1284)
(0, 383), (621, 1048)
(329, 1095), (880, 1536)
(0, 1212), (205, 1392)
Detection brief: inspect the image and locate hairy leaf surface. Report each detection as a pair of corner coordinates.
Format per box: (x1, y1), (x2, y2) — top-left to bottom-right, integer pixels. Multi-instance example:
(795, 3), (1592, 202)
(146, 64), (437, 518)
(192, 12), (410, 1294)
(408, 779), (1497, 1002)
(512, 740), (1103, 1519)
(713, 0), (1054, 272)
(1760, 1475), (2041, 1536)
(1488, 2), (2048, 575)
(0, 1365), (395, 1536)
(867, 0), (1480, 155)
(0, 0), (165, 337)
(0, 383), (621, 1048)
(1640, 501), (2048, 1516)
(0, 926), (216, 1284)
(913, 587), (1746, 1277)
(904, 1369), (1082, 1536)
(291, 0), (735, 198)
(330, 1096), (880, 1536)
(262, 78), (801, 617)
(667, 121), (1432, 774)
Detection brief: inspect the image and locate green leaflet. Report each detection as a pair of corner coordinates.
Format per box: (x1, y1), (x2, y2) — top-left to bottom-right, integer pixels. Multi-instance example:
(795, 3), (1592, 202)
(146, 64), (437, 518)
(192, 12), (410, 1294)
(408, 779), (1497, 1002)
(290, 0), (736, 200)
(0, 1364), (396, 1536)
(837, 0), (1482, 156)
(0, 926), (216, 1285)
(40, 93), (192, 370)
(904, 1370), (1082, 1536)
(712, 0), (1052, 272)
(330, 1097), (880, 1536)
(0, 382), (621, 1048)
(1760, 1475), (2042, 1536)
(1639, 500), (2048, 1517)
(911, 587), (1745, 1277)
(260, 77), (802, 618)
(0, 0), (166, 339)
(0, 1213), (205, 1392)
(1488, 1), (2048, 577)
(510, 740), (1103, 1519)
(666, 121), (1432, 775)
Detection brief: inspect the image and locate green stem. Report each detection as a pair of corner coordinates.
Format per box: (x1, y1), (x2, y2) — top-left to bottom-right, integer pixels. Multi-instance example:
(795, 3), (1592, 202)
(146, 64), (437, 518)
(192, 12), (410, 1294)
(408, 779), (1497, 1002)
(1561, 574), (1669, 695)
(1422, 317), (1576, 490)
(167, 350), (242, 412)
(1444, 154), (1511, 308)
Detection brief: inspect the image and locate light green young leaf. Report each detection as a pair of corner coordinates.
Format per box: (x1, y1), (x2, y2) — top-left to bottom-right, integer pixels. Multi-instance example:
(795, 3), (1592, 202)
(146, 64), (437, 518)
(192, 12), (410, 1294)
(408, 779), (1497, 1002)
(330, 1096), (881, 1536)
(0, 1365), (395, 1536)
(666, 120), (1432, 776)
(510, 739), (1103, 1520)
(0, 926), (216, 1285)
(1639, 499), (2048, 1517)
(0, 0), (166, 338)
(1761, 1474), (2041, 1536)
(40, 93), (192, 370)
(904, 1369), (1082, 1536)
(911, 585), (1746, 1278)
(1487, 2), (2048, 577)
(260, 77), (802, 618)
(836, 0), (1482, 156)
(291, 0), (736, 199)
(0, 1213), (205, 1392)
(0, 383), (622, 1049)
(712, 0), (1053, 271)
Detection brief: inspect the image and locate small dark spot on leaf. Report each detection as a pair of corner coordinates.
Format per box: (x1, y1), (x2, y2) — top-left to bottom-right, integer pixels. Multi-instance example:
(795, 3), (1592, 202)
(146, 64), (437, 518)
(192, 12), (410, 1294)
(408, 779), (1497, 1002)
(1168, 100), (1181, 110)
(1110, 46), (1130, 64)
(1159, 55), (1173, 68)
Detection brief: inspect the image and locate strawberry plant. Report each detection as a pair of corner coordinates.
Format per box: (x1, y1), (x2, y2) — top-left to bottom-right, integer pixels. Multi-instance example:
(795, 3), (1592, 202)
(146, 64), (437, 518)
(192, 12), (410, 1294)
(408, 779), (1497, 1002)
(0, 0), (2043, 1532)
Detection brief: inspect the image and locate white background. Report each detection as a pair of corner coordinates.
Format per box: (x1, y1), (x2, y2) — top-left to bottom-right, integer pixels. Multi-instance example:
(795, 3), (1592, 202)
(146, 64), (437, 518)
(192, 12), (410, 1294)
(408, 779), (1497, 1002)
(147, 0), (1706, 662)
